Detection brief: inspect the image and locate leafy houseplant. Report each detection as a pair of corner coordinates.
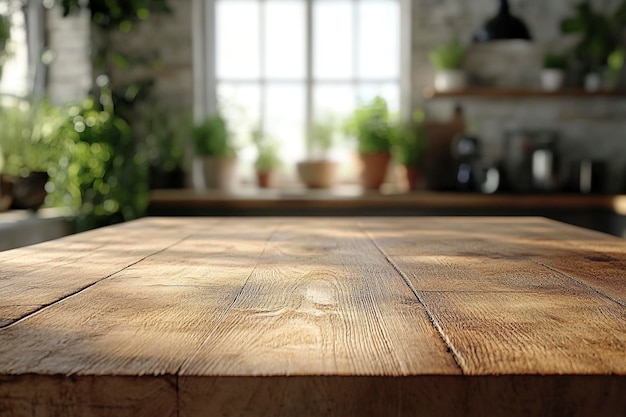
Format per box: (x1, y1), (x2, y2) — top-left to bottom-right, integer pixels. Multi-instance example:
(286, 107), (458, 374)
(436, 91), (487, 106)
(297, 117), (339, 189)
(345, 96), (394, 190)
(429, 40), (467, 91)
(252, 129), (280, 188)
(391, 110), (428, 191)
(561, 1), (626, 88)
(192, 114), (238, 190)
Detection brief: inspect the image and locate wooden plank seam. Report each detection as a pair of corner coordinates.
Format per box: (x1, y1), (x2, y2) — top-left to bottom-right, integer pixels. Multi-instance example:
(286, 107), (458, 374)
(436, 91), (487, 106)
(0, 234), (194, 331)
(359, 224), (466, 374)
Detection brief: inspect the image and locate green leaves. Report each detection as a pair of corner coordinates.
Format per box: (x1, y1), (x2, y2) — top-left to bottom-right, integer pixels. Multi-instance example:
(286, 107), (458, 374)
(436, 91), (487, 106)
(345, 96), (394, 155)
(428, 40), (466, 71)
(192, 115), (237, 157)
(561, 1), (626, 71)
(61, 0), (171, 31)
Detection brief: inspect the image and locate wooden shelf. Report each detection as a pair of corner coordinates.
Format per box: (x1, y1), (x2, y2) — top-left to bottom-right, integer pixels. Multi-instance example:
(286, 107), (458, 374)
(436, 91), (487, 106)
(423, 86), (626, 99)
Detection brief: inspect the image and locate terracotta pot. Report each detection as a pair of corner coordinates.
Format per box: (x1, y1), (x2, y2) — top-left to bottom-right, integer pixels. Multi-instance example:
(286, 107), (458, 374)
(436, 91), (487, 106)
(11, 172), (49, 211)
(296, 160), (338, 189)
(256, 171), (272, 188)
(359, 153), (391, 190)
(0, 175), (14, 212)
(405, 166), (424, 191)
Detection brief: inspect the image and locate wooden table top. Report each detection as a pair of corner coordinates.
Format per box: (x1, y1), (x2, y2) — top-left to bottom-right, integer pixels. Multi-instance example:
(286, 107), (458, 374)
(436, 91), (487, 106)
(0, 217), (625, 416)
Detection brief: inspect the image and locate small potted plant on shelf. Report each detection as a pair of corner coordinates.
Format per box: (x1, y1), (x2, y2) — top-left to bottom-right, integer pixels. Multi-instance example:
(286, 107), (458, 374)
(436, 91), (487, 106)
(345, 96), (394, 191)
(297, 116), (338, 189)
(391, 110), (428, 191)
(541, 52), (567, 91)
(191, 114), (238, 191)
(252, 128), (281, 188)
(429, 39), (467, 92)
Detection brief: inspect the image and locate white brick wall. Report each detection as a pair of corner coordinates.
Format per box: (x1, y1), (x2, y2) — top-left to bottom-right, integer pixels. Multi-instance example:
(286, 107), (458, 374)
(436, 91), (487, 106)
(46, 6), (92, 105)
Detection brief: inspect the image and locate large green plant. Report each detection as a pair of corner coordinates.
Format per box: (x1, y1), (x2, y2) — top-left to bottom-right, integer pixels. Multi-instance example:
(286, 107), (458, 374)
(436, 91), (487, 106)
(49, 92), (149, 231)
(345, 96), (394, 154)
(57, 0), (171, 229)
(561, 1), (626, 72)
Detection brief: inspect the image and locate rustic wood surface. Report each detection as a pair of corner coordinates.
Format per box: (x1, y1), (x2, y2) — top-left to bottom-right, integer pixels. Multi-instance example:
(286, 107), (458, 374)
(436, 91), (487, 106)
(0, 217), (625, 417)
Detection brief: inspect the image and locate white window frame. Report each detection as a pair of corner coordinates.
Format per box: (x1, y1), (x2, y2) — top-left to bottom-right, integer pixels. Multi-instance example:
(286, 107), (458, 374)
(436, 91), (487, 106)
(192, 0), (413, 128)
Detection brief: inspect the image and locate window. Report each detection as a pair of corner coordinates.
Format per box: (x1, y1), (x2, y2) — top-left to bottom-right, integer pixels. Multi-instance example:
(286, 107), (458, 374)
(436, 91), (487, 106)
(193, 0), (410, 184)
(0, 0), (44, 99)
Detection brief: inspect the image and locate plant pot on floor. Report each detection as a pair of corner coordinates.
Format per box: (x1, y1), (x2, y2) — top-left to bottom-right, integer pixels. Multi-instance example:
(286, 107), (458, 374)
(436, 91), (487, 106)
(296, 160), (338, 189)
(11, 172), (49, 210)
(359, 153), (391, 190)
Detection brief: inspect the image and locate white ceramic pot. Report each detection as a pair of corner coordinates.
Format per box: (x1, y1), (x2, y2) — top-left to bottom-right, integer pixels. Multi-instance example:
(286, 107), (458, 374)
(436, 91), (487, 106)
(434, 69), (467, 92)
(192, 156), (238, 191)
(584, 72), (601, 92)
(540, 69), (565, 91)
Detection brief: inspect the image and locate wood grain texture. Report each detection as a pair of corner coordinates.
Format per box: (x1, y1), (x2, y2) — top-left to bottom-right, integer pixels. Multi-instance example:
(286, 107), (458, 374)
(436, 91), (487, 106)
(362, 217), (626, 375)
(0, 375), (177, 417)
(180, 218), (457, 376)
(0, 217), (625, 417)
(0, 217), (215, 327)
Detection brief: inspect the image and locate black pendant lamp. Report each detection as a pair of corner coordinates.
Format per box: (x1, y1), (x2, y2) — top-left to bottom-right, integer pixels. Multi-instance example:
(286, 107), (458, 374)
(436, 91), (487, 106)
(473, 0), (532, 42)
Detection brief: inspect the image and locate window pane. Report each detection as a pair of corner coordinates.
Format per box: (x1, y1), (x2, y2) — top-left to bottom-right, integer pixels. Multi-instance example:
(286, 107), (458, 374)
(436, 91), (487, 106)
(0, 9), (28, 96)
(265, 84), (306, 162)
(217, 83), (261, 147)
(314, 1), (353, 80)
(216, 1), (259, 79)
(358, 1), (399, 79)
(265, 1), (305, 79)
(357, 83), (400, 114)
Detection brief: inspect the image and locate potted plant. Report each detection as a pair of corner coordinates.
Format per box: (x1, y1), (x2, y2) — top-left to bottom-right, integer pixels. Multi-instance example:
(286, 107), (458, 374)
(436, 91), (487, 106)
(345, 96), (394, 191)
(0, 100), (66, 210)
(429, 39), (467, 92)
(252, 129), (280, 188)
(297, 117), (338, 189)
(191, 114), (238, 191)
(391, 110), (428, 191)
(541, 52), (567, 91)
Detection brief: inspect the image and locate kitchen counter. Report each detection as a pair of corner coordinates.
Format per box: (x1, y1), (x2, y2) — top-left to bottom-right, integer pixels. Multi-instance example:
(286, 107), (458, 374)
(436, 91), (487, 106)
(149, 188), (626, 236)
(0, 217), (624, 416)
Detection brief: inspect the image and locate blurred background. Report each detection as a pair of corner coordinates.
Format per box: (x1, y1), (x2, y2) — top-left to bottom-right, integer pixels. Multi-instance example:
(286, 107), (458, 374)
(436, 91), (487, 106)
(1, 0), (626, 247)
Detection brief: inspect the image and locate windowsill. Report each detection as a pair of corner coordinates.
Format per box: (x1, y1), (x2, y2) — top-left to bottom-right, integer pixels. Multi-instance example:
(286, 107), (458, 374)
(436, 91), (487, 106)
(0, 208), (75, 252)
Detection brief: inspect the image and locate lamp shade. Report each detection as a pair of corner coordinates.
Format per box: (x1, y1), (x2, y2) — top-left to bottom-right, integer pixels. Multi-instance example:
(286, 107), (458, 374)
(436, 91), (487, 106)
(473, 0), (532, 42)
